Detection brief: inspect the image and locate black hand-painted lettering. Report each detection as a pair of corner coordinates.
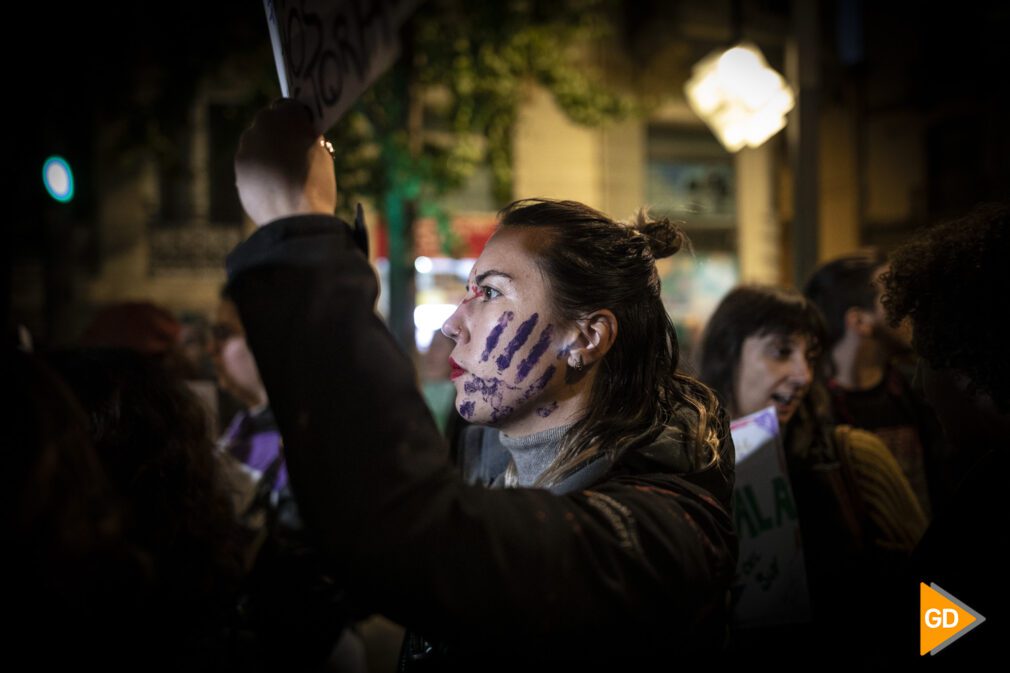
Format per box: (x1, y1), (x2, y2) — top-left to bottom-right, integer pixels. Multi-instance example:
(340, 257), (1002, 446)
(318, 49), (342, 105)
(334, 13), (366, 81)
(301, 9), (325, 118)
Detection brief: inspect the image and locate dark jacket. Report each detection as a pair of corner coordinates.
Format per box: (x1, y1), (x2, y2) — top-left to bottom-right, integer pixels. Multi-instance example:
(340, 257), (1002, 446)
(226, 214), (738, 664)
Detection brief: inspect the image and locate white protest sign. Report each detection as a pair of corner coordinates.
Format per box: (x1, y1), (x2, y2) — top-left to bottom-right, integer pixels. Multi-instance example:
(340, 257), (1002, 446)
(263, 0), (422, 134)
(730, 406), (812, 628)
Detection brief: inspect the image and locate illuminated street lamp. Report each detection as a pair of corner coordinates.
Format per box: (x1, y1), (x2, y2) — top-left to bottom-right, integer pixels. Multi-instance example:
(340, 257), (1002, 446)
(685, 42), (795, 152)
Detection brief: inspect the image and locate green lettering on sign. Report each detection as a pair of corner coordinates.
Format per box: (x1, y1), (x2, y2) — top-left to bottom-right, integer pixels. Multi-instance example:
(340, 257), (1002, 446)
(772, 476), (797, 525)
(735, 485), (775, 539)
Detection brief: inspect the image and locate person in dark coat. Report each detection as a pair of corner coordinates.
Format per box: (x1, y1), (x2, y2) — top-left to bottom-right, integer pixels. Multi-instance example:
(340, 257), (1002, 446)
(881, 203), (1010, 664)
(225, 99), (738, 667)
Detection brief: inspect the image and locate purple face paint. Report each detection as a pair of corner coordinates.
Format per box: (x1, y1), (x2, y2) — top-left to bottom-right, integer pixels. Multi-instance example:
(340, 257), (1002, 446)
(464, 376), (505, 397)
(522, 364), (557, 402)
(463, 375), (511, 414)
(481, 311), (515, 362)
(515, 325), (554, 383)
(536, 401), (559, 418)
(490, 405), (515, 423)
(496, 313), (539, 371)
(461, 370), (544, 425)
(460, 357), (556, 425)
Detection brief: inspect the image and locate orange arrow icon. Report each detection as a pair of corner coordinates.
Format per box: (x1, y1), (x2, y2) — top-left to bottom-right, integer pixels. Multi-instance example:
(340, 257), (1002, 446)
(920, 583), (985, 655)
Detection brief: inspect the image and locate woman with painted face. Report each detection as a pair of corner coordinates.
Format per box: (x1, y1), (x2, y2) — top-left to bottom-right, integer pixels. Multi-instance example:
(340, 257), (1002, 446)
(698, 285), (925, 663)
(227, 100), (736, 667)
(441, 201), (728, 493)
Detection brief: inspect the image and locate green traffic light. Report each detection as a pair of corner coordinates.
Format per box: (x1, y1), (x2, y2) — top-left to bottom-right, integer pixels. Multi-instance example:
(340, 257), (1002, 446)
(43, 155), (74, 203)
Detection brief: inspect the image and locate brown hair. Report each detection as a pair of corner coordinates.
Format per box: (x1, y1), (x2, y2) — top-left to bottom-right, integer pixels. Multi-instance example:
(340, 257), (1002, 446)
(498, 199), (724, 486)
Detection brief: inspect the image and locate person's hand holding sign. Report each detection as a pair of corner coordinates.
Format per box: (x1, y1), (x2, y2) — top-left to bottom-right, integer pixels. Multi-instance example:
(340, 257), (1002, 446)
(234, 98), (337, 228)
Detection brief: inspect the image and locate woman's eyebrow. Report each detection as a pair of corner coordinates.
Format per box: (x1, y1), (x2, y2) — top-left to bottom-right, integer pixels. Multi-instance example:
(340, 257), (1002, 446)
(475, 270), (513, 284)
(764, 334), (792, 349)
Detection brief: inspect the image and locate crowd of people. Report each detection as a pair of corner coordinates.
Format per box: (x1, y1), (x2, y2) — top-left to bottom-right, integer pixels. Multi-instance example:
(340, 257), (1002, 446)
(8, 98), (1006, 669)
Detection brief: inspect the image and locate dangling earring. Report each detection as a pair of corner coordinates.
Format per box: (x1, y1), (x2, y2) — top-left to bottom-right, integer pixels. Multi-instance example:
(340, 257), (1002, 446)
(575, 354), (584, 371)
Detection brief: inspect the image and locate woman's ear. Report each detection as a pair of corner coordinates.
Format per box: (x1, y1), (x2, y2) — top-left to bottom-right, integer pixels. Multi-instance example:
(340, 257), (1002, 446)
(567, 309), (618, 369)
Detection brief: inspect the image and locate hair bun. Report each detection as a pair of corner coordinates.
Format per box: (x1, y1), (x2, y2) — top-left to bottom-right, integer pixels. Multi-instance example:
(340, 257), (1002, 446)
(630, 209), (689, 259)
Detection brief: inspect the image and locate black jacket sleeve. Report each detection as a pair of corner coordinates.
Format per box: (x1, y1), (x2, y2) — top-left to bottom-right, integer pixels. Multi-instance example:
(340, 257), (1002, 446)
(226, 215), (737, 655)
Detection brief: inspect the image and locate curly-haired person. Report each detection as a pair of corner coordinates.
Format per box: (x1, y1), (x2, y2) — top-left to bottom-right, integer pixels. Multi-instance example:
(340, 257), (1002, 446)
(881, 203), (1009, 663)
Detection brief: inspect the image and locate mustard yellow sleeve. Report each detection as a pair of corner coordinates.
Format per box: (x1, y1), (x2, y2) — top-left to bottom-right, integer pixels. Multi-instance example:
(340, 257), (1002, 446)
(835, 425), (928, 552)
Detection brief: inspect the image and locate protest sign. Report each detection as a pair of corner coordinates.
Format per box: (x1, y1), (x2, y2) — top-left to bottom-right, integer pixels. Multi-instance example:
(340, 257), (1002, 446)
(731, 406), (812, 627)
(264, 0), (422, 133)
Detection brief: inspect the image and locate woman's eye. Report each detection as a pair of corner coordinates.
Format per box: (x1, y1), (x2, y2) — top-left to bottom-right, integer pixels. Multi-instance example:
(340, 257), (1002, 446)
(480, 285), (501, 300)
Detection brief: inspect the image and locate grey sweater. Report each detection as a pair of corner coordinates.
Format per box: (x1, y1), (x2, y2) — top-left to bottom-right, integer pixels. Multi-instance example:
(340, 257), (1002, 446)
(498, 424), (572, 487)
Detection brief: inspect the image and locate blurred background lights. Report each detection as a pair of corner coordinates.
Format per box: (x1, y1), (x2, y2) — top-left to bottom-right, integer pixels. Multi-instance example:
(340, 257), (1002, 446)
(414, 303), (457, 350)
(43, 155), (75, 203)
(414, 255), (433, 274)
(685, 42), (795, 152)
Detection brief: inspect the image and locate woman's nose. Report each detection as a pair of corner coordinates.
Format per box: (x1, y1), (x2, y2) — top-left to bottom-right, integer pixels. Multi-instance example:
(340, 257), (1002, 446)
(791, 355), (813, 385)
(441, 304), (467, 343)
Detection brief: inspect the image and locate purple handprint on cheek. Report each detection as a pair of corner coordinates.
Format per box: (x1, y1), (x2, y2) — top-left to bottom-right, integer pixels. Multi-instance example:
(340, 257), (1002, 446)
(481, 311), (514, 362)
(496, 313), (538, 371)
(515, 325), (554, 383)
(456, 310), (572, 424)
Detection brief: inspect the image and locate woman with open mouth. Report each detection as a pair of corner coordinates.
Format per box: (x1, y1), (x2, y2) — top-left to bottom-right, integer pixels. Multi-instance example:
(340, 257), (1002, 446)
(698, 284), (926, 665)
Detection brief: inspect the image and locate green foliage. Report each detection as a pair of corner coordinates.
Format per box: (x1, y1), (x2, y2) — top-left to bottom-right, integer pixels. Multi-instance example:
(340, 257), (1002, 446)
(329, 0), (639, 211)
